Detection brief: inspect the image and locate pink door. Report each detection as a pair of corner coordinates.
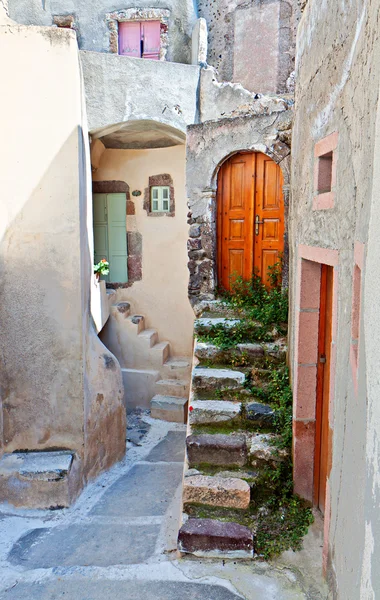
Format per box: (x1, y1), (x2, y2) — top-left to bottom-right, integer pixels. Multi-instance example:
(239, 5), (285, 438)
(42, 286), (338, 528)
(118, 22), (141, 57)
(141, 21), (160, 60)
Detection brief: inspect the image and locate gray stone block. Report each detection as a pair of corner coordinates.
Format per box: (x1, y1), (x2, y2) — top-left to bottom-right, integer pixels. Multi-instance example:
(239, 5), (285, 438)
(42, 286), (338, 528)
(178, 518), (253, 558)
(145, 431), (186, 463)
(186, 434), (247, 467)
(246, 402), (275, 424)
(189, 400), (241, 424)
(192, 368), (245, 391)
(91, 462), (183, 517)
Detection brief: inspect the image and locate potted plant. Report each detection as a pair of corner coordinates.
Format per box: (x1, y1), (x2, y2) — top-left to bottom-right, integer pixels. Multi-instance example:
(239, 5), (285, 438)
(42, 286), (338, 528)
(94, 259), (110, 281)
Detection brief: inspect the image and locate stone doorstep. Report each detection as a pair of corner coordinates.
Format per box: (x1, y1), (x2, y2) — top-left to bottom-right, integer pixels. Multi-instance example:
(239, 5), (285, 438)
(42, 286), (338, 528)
(189, 400), (241, 424)
(183, 475), (250, 509)
(151, 395), (188, 424)
(186, 433), (247, 467)
(0, 451), (80, 509)
(192, 368), (245, 390)
(178, 518), (253, 558)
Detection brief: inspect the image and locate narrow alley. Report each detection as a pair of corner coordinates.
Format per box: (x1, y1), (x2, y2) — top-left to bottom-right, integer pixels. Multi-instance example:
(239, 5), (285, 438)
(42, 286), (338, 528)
(0, 413), (328, 600)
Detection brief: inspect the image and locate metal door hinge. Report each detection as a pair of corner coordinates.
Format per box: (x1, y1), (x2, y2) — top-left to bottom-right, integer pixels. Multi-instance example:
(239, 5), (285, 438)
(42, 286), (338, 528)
(319, 354), (326, 364)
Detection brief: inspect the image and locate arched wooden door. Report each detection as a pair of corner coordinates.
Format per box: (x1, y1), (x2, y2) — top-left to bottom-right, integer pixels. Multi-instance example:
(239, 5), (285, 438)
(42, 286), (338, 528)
(217, 152), (284, 291)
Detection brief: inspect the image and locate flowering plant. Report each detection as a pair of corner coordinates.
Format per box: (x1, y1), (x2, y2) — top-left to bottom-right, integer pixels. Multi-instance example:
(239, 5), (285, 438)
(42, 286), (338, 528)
(94, 259), (110, 277)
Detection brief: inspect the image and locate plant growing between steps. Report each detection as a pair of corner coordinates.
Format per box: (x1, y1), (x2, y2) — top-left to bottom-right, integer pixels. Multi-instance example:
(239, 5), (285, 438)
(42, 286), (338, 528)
(182, 262), (313, 559)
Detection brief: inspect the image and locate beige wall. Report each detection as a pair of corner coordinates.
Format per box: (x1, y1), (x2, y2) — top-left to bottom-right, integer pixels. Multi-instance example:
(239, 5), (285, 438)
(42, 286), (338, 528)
(0, 24), (125, 496)
(94, 145), (194, 357)
(290, 0), (380, 596)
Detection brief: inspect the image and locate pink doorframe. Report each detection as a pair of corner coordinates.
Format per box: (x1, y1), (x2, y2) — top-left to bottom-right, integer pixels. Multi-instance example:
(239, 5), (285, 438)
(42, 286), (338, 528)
(293, 244), (339, 571)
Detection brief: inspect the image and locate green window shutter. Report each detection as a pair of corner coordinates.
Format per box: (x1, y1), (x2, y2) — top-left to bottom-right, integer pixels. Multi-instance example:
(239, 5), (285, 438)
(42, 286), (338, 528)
(106, 193), (128, 283)
(93, 193), (109, 282)
(151, 186), (170, 212)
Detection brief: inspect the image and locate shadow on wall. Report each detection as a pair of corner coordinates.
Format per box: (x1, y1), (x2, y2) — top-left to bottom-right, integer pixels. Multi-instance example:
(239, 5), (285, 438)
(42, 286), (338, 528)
(0, 127), (125, 484)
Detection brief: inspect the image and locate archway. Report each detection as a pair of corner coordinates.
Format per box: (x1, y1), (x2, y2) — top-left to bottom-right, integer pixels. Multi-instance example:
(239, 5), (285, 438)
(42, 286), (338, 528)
(216, 151), (284, 291)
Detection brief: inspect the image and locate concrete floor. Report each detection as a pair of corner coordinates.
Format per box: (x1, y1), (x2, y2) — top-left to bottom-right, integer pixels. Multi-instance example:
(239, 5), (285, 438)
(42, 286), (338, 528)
(0, 412), (330, 599)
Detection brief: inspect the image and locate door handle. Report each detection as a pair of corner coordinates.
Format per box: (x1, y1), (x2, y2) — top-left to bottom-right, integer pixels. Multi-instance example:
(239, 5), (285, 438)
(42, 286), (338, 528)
(255, 214), (264, 236)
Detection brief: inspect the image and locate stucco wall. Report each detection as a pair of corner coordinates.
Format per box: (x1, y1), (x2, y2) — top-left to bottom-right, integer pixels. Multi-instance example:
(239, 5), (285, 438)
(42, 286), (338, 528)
(93, 145), (194, 357)
(0, 24), (125, 491)
(80, 50), (200, 136)
(198, 0), (297, 93)
(290, 1), (380, 596)
(7, 0), (197, 63)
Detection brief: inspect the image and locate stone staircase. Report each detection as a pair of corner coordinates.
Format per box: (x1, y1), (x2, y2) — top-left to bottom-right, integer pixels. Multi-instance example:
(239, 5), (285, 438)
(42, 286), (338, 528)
(100, 300), (191, 422)
(177, 302), (288, 559)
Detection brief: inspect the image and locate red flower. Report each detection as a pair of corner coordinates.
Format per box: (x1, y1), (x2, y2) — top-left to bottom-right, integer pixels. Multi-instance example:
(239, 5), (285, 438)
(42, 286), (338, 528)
(189, 406), (193, 412)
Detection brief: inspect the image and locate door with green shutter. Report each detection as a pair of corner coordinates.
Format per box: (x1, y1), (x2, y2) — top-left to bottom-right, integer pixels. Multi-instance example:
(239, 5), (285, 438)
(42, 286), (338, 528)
(93, 193), (128, 283)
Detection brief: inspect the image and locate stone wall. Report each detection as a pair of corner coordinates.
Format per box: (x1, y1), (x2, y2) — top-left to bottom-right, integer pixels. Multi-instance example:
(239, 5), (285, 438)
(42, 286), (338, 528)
(198, 0), (298, 93)
(7, 0), (197, 63)
(290, 0), (380, 596)
(186, 106), (292, 306)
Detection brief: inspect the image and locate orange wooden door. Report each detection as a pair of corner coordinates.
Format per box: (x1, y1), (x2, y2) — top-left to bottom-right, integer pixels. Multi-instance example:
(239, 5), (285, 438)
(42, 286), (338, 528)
(254, 153), (284, 283)
(314, 264), (333, 515)
(217, 152), (284, 290)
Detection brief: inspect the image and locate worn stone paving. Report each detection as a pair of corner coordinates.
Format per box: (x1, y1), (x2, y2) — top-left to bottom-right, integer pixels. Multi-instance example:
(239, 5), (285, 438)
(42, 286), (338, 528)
(0, 411), (330, 600)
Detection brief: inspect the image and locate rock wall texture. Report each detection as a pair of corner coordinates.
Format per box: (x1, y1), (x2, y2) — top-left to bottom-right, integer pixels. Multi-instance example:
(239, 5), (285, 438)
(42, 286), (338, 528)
(186, 105), (292, 304)
(198, 0), (298, 93)
(290, 0), (380, 597)
(7, 0), (197, 63)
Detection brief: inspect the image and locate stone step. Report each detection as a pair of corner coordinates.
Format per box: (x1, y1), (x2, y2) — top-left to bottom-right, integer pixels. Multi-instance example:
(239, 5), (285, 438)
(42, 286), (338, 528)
(189, 400), (241, 425)
(110, 301), (130, 318)
(155, 378), (189, 397)
(126, 314), (145, 334)
(195, 318), (241, 332)
(186, 433), (247, 467)
(137, 328), (158, 348)
(0, 451), (80, 509)
(150, 394), (188, 423)
(195, 341), (287, 364)
(178, 518), (253, 558)
(192, 368), (245, 391)
(183, 474), (250, 509)
(162, 357), (192, 379)
(150, 341), (170, 366)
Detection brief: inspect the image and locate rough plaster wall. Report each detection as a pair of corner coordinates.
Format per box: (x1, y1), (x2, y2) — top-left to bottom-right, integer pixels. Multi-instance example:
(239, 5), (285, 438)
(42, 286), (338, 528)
(291, 0), (380, 597)
(0, 24), (125, 489)
(80, 50), (200, 135)
(7, 0), (197, 63)
(198, 0), (296, 93)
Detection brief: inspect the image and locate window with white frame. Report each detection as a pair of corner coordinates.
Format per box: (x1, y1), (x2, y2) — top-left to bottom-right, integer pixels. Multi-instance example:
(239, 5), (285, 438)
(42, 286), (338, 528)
(151, 186), (170, 212)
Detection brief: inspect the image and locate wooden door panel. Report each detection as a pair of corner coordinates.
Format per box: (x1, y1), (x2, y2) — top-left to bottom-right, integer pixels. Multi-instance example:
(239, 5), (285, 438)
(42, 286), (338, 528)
(229, 250), (244, 283)
(217, 152), (283, 291)
(229, 220), (244, 240)
(254, 154), (284, 283)
(262, 219), (279, 242)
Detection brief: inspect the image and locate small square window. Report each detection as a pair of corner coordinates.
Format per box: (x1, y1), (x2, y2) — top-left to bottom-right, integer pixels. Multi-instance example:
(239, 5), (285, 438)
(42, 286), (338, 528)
(317, 152), (333, 194)
(151, 186), (170, 212)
